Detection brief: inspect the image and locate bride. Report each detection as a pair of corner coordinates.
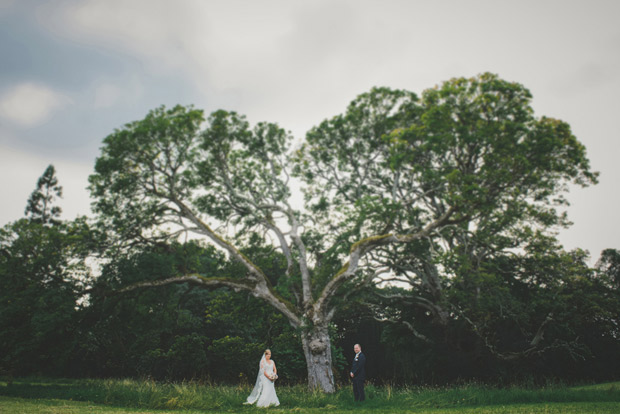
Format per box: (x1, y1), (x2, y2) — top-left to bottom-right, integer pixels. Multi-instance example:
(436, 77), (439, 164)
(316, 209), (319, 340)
(245, 349), (280, 407)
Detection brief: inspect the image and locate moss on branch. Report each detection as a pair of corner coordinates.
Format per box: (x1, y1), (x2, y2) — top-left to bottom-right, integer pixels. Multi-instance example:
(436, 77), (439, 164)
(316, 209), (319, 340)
(349, 234), (393, 253)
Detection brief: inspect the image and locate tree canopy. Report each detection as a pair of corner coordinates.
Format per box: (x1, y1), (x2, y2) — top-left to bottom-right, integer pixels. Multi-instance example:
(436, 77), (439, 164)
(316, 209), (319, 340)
(85, 73), (601, 392)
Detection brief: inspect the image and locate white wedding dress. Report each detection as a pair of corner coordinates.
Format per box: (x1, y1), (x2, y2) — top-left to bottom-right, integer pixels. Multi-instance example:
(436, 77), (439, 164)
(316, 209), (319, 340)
(245, 355), (280, 407)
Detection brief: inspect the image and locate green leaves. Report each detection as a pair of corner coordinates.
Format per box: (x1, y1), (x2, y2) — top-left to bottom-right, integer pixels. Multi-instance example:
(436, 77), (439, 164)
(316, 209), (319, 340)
(195, 111), (293, 223)
(89, 105), (204, 248)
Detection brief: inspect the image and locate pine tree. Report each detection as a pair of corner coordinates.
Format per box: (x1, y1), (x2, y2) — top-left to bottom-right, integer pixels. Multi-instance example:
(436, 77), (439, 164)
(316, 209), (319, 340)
(25, 165), (62, 225)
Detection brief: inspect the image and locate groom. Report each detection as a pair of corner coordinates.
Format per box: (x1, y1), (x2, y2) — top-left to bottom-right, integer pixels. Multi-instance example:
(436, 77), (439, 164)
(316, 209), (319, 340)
(349, 343), (366, 402)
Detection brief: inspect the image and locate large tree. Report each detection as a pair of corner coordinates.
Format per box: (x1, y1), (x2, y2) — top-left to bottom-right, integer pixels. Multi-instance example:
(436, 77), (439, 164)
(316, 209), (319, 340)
(88, 73), (595, 392)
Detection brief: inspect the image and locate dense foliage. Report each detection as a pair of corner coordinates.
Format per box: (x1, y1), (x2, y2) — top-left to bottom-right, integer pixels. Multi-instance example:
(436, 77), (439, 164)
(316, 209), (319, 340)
(76, 242), (320, 383)
(0, 165), (92, 376)
(1, 216), (619, 384)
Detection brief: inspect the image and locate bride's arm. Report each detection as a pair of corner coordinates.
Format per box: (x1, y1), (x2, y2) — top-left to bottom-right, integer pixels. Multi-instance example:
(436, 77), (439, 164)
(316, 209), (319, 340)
(273, 361), (277, 375)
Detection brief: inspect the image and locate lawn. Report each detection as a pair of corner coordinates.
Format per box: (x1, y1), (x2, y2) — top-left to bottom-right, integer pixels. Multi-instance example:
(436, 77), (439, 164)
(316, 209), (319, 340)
(0, 378), (619, 413)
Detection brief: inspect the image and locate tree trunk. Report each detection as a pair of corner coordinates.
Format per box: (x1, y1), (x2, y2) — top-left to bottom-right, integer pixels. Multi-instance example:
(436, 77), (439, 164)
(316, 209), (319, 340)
(301, 324), (336, 393)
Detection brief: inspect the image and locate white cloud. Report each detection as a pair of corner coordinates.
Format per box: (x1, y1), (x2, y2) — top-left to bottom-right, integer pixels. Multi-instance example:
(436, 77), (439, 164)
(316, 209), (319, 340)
(39, 0), (206, 75)
(93, 82), (122, 108)
(0, 83), (71, 127)
(88, 76), (144, 109)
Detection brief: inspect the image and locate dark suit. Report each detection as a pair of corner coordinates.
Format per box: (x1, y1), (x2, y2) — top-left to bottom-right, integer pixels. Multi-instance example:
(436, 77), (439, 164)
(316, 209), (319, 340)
(350, 352), (366, 401)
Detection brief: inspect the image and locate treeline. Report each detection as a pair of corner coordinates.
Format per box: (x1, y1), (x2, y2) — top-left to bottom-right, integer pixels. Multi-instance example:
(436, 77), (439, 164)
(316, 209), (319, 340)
(1, 168), (618, 385)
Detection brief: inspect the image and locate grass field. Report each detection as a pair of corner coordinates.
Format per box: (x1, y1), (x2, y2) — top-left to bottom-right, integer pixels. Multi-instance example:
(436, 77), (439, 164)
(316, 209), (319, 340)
(0, 377), (619, 413)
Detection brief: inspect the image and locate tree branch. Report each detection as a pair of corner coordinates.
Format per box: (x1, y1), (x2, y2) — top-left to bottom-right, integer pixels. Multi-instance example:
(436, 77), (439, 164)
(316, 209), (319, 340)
(314, 206), (456, 315)
(285, 202), (312, 308)
(170, 197), (301, 327)
(117, 274), (255, 294)
(459, 309), (557, 361)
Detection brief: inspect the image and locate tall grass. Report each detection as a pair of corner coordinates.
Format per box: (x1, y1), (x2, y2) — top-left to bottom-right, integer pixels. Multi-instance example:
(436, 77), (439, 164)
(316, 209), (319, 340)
(1, 377), (619, 411)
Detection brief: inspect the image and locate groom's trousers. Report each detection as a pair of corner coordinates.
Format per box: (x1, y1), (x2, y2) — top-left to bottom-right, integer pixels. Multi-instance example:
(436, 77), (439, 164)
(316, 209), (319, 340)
(352, 378), (365, 401)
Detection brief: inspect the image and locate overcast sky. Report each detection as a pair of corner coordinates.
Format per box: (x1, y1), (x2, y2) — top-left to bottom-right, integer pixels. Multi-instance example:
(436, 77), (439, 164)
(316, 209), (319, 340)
(1, 0), (618, 261)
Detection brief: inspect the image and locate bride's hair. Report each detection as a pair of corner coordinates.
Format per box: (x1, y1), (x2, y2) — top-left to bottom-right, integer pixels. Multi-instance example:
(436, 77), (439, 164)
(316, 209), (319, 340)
(264, 349), (271, 355)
